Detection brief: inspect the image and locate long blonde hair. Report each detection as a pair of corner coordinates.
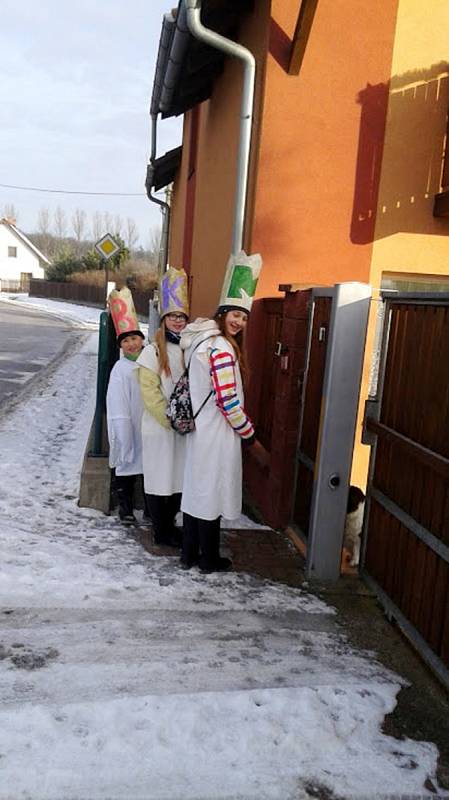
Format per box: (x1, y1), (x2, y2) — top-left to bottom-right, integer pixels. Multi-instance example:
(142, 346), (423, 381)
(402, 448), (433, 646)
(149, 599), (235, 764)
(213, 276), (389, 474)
(154, 319), (171, 376)
(214, 312), (248, 384)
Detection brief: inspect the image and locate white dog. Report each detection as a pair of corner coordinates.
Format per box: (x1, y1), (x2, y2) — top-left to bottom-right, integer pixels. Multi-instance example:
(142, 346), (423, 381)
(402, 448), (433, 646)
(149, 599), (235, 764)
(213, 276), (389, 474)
(343, 486), (365, 567)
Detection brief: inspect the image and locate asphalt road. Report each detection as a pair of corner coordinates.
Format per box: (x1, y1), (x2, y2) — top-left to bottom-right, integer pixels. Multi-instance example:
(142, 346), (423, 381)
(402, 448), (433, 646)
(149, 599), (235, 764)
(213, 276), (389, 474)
(0, 303), (73, 406)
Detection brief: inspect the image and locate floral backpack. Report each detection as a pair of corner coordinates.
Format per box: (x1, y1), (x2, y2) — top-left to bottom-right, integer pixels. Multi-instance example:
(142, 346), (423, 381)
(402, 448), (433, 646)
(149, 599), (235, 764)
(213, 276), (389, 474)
(167, 338), (214, 435)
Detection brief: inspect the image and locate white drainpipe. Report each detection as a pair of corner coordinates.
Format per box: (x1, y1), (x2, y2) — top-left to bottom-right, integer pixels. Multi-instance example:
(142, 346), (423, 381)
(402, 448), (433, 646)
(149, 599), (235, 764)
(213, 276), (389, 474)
(184, 0), (256, 255)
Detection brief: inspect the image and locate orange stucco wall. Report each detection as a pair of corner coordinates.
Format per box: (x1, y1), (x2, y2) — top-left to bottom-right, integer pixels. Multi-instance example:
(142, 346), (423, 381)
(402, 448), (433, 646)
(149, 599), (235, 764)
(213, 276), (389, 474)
(168, 114), (190, 271)
(168, 2), (270, 319)
(166, 0), (449, 508)
(169, 0), (399, 308)
(252, 0), (399, 298)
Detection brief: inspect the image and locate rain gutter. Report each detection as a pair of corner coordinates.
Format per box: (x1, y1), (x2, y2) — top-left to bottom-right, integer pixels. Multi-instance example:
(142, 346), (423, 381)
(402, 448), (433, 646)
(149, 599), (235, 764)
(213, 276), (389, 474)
(184, 0), (256, 255)
(159, 3), (191, 116)
(146, 117), (170, 275)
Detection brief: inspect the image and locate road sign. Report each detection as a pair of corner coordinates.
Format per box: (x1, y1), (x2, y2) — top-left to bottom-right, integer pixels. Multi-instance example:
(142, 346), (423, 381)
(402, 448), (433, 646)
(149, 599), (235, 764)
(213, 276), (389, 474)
(95, 233), (120, 261)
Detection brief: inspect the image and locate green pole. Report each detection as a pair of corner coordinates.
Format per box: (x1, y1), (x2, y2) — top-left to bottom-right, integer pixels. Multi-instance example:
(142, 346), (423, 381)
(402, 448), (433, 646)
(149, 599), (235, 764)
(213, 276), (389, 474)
(91, 311), (110, 456)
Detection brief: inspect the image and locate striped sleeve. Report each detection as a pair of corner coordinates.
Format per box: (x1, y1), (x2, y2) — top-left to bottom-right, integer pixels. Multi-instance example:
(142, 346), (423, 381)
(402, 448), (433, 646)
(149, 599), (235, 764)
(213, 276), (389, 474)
(209, 348), (254, 439)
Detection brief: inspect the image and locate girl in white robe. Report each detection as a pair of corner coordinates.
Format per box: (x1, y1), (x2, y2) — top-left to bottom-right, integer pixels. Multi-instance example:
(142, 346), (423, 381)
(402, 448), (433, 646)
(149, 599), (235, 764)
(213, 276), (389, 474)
(137, 268), (189, 547)
(180, 310), (255, 572)
(106, 331), (145, 523)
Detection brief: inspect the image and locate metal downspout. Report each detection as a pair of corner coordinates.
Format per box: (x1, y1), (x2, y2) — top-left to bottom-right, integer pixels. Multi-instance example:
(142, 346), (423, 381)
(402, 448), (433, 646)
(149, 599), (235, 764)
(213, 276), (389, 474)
(144, 115), (166, 335)
(146, 114), (171, 276)
(184, 0), (256, 255)
(147, 12), (176, 276)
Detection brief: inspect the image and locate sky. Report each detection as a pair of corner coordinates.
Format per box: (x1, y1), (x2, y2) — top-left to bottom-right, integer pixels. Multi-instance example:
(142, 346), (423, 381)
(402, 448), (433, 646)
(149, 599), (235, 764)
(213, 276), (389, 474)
(0, 292), (445, 798)
(0, 1), (182, 248)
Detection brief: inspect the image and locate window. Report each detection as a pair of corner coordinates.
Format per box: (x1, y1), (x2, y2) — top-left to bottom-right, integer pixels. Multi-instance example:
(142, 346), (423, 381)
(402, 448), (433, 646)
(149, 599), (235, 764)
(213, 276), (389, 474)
(382, 274), (449, 293)
(8, 246), (17, 257)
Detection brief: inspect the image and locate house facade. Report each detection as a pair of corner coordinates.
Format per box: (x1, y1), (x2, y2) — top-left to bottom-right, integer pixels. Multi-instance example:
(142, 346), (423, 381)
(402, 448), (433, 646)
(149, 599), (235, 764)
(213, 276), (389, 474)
(149, 0), (449, 525)
(0, 218), (49, 288)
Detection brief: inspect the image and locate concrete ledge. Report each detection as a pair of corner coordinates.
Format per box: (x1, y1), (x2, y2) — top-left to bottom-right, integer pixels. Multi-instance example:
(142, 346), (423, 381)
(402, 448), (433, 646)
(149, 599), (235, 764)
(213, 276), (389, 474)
(78, 418), (111, 514)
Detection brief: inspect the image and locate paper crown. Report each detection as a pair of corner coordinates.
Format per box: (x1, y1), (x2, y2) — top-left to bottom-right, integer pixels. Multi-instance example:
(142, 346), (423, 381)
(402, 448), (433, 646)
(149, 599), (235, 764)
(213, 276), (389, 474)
(218, 251), (262, 314)
(159, 267), (189, 318)
(108, 287), (143, 343)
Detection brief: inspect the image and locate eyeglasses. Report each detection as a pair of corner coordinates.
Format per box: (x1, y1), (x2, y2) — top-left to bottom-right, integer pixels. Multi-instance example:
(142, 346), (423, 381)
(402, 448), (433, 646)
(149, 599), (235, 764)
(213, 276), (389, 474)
(166, 313), (186, 321)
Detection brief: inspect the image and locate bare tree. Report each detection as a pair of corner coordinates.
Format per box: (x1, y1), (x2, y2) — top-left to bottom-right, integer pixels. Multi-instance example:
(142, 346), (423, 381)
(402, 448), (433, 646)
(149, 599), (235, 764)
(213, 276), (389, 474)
(2, 203), (18, 223)
(37, 207), (51, 235)
(71, 208), (87, 244)
(103, 212), (113, 233)
(91, 211), (103, 241)
(126, 217), (139, 252)
(36, 207), (52, 258)
(113, 214), (123, 238)
(54, 205), (67, 238)
(146, 225), (162, 265)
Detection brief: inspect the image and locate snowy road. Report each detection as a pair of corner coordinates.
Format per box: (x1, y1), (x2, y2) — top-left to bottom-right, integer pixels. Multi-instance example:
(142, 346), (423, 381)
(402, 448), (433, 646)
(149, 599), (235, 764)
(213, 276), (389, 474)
(0, 299), (446, 799)
(0, 303), (73, 405)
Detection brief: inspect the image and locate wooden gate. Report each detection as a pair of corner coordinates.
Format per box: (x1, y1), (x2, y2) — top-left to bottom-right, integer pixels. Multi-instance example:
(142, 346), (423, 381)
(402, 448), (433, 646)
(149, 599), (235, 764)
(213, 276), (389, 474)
(292, 295), (332, 536)
(363, 294), (449, 687)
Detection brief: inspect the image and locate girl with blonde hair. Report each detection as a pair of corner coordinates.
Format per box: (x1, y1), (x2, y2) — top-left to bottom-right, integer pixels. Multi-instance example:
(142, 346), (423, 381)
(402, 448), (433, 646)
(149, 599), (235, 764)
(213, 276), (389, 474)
(137, 268), (189, 547)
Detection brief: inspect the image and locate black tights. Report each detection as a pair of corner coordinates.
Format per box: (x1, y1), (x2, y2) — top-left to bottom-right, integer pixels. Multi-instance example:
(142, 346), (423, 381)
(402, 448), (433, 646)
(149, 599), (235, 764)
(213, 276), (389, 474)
(182, 513), (221, 568)
(145, 493), (181, 543)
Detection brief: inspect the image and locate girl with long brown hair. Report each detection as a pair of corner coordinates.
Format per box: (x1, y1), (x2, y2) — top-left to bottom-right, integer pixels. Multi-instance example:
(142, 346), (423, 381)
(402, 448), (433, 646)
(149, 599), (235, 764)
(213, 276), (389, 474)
(179, 256), (260, 573)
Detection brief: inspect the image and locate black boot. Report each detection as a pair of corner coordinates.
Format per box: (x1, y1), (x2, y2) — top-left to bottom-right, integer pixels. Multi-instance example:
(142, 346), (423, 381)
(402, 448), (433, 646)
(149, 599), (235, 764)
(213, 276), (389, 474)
(198, 517), (232, 573)
(142, 484), (153, 523)
(145, 494), (181, 548)
(166, 493), (182, 543)
(181, 513), (199, 569)
(115, 475), (137, 524)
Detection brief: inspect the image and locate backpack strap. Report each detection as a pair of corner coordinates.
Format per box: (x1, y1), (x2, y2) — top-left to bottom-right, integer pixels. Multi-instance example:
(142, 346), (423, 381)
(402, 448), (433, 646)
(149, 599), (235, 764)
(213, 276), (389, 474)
(186, 335), (216, 419)
(193, 389), (213, 420)
(186, 335), (214, 372)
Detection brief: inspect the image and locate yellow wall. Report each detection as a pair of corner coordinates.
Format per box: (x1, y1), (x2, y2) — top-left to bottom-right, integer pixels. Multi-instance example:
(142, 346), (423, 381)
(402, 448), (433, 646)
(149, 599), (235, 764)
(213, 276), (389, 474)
(352, 0), (449, 487)
(370, 0), (449, 287)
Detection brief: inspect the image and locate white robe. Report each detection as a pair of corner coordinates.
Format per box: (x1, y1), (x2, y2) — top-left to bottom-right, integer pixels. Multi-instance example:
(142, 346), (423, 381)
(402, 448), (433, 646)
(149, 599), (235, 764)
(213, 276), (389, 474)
(137, 342), (186, 496)
(180, 322), (244, 521)
(106, 356), (143, 476)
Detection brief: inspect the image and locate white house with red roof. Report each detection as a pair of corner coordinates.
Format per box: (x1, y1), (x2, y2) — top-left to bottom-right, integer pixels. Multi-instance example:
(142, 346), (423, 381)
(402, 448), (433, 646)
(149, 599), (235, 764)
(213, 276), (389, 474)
(0, 217), (50, 289)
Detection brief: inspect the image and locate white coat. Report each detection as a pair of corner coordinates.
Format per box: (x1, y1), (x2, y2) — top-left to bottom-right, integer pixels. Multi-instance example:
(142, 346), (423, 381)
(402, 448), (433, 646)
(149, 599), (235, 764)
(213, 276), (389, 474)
(137, 341), (186, 496)
(180, 319), (245, 521)
(106, 356), (143, 476)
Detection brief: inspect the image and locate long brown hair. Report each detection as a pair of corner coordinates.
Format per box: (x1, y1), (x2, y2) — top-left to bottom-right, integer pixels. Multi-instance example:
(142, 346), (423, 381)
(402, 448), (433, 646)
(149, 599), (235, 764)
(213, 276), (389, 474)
(154, 319), (171, 376)
(214, 312), (248, 384)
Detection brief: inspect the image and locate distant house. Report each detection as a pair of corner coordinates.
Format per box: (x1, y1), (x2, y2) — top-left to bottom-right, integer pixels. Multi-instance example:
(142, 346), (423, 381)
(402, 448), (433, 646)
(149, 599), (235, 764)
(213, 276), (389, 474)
(0, 217), (50, 290)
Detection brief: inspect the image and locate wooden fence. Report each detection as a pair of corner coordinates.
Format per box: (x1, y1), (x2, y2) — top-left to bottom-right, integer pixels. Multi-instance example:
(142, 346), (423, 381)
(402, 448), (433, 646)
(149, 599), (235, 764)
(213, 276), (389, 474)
(363, 295), (449, 685)
(29, 279), (153, 316)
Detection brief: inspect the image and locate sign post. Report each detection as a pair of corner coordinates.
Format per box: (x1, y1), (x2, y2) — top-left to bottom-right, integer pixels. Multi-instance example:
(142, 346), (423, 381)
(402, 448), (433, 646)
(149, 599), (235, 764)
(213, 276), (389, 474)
(94, 233), (120, 306)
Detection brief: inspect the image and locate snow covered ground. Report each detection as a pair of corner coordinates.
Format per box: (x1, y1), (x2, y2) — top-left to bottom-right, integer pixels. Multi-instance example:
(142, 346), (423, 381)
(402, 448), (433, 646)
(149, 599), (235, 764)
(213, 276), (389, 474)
(0, 295), (446, 799)
(0, 291), (103, 329)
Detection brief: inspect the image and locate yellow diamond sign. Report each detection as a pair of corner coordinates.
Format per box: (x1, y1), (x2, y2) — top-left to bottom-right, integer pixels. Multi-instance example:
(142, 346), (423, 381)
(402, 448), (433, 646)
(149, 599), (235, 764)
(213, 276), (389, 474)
(95, 233), (120, 260)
